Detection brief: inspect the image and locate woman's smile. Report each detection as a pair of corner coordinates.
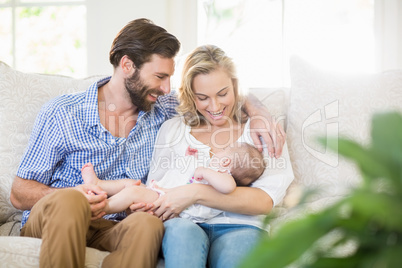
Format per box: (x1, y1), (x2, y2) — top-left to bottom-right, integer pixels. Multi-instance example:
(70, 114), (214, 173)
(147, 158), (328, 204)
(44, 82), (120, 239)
(207, 107), (226, 120)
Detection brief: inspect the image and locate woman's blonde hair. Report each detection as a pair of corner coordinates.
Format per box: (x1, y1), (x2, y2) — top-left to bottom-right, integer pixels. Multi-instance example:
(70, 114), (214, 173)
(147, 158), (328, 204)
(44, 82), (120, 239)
(177, 45), (246, 126)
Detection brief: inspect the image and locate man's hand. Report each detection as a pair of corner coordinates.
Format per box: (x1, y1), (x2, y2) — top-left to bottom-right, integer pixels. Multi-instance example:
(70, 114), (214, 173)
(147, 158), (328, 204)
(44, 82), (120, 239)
(249, 115), (286, 158)
(74, 184), (107, 220)
(245, 94), (286, 158)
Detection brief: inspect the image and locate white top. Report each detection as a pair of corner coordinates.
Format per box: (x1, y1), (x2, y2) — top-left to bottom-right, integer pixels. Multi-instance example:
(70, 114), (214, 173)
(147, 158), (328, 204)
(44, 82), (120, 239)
(149, 155), (225, 222)
(147, 116), (294, 230)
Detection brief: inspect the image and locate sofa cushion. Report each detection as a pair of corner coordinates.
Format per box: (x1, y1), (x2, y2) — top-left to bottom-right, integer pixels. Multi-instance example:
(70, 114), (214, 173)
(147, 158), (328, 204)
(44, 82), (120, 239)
(0, 61), (105, 223)
(249, 88), (289, 130)
(287, 56), (402, 201)
(0, 236), (109, 267)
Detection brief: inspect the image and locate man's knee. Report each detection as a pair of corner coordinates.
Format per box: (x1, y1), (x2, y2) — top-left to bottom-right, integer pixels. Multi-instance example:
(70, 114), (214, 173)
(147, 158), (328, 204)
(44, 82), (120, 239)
(124, 212), (164, 234)
(22, 188), (91, 238)
(36, 188), (91, 224)
(48, 188), (89, 211)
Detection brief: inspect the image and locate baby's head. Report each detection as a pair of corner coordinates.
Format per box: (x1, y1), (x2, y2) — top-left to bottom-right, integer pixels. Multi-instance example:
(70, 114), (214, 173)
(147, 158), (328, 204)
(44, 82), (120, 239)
(211, 143), (266, 186)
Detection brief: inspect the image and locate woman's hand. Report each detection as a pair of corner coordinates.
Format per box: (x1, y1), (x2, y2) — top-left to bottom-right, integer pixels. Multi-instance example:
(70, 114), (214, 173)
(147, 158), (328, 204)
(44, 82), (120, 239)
(151, 184), (197, 221)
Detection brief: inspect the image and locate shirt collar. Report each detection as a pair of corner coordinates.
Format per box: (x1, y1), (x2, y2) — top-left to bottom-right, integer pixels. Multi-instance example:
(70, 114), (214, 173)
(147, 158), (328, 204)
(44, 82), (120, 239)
(84, 76), (111, 128)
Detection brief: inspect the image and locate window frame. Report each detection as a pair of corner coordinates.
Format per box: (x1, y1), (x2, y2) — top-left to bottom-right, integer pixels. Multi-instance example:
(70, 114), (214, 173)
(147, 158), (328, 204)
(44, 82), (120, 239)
(0, 0), (86, 71)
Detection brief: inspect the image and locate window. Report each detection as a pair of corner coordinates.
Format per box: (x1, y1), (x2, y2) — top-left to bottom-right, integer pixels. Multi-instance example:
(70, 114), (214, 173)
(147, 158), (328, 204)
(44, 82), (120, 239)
(0, 0), (87, 77)
(198, 0), (376, 88)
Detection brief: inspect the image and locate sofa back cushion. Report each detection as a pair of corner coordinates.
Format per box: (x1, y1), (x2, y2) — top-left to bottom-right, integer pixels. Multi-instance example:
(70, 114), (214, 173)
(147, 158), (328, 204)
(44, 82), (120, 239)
(248, 88), (289, 130)
(287, 56), (402, 202)
(0, 61), (105, 223)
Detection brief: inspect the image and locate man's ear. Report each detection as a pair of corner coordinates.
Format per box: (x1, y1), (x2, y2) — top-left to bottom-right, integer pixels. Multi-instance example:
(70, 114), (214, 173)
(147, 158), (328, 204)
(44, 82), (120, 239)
(220, 157), (231, 167)
(120, 55), (135, 75)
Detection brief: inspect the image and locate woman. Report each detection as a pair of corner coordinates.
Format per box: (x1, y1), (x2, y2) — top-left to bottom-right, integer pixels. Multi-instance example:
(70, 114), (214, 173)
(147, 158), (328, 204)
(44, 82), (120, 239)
(147, 45), (294, 267)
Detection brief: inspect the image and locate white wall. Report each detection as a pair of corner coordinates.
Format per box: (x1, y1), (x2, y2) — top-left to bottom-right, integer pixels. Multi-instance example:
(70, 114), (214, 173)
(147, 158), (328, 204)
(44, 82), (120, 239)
(86, 0), (197, 76)
(375, 0), (402, 71)
(86, 0), (402, 76)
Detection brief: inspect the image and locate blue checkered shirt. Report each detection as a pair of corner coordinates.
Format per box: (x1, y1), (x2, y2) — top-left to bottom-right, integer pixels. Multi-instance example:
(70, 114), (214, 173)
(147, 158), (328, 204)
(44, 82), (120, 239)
(17, 77), (178, 227)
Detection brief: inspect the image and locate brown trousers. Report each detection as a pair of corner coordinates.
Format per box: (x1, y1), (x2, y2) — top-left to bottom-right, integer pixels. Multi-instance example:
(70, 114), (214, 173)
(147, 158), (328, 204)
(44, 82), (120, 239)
(20, 188), (164, 268)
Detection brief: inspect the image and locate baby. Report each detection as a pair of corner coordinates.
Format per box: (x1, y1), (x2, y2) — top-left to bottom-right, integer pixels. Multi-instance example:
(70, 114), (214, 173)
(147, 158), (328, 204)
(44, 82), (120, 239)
(82, 142), (266, 220)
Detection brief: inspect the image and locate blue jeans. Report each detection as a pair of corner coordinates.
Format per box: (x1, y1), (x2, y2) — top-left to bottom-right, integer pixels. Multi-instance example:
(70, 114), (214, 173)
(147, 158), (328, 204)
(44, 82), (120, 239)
(162, 218), (267, 268)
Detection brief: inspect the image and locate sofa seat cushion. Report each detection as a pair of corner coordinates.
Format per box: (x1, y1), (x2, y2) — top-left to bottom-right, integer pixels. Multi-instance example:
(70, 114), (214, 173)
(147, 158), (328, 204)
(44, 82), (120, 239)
(0, 236), (109, 267)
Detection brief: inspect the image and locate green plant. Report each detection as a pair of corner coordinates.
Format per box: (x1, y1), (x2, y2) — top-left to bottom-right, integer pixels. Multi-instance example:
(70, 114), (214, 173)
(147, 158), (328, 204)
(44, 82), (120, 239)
(240, 111), (402, 268)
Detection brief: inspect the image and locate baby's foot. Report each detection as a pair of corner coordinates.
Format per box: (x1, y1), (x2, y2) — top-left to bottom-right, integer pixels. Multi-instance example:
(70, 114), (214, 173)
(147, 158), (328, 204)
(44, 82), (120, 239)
(81, 163), (99, 185)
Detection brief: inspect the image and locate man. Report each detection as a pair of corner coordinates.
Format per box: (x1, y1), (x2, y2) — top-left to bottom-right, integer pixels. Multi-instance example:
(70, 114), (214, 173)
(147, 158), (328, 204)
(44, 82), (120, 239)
(10, 18), (285, 268)
(11, 18), (180, 268)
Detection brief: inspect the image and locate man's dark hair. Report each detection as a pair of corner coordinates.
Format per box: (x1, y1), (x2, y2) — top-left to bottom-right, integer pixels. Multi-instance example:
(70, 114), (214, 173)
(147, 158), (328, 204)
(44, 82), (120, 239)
(109, 18), (181, 69)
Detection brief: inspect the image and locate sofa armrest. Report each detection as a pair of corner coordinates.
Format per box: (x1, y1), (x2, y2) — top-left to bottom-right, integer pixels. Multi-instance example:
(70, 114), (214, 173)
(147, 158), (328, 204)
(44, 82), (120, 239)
(0, 221), (20, 236)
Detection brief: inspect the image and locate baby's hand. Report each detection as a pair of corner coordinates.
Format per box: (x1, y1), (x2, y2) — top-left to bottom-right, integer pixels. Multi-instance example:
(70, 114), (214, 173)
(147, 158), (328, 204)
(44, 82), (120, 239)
(193, 166), (207, 182)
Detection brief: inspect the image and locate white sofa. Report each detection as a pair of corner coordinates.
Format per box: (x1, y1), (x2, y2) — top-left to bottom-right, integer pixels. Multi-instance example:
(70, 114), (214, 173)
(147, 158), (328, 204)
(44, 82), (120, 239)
(1, 57), (401, 267)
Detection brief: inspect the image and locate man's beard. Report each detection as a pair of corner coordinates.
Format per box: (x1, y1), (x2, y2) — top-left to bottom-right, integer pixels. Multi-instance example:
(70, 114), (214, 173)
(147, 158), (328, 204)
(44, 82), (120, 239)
(124, 70), (163, 112)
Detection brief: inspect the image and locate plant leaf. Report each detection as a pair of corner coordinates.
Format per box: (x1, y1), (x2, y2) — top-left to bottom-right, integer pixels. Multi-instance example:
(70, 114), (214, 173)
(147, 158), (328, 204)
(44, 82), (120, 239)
(239, 206), (341, 268)
(371, 112), (402, 166)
